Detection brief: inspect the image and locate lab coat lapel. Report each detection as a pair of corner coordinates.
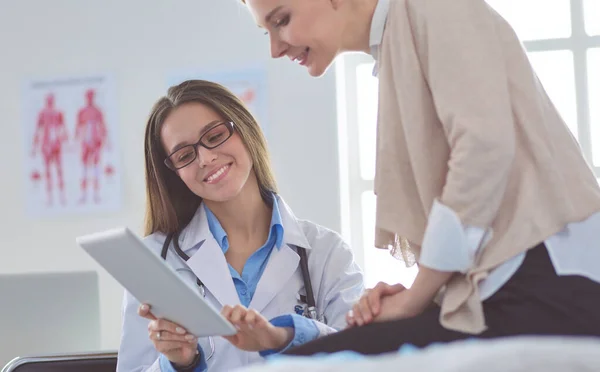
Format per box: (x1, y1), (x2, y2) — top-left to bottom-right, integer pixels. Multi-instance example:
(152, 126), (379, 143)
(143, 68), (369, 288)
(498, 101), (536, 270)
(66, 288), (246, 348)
(249, 195), (310, 313)
(183, 207), (240, 308)
(248, 243), (300, 313)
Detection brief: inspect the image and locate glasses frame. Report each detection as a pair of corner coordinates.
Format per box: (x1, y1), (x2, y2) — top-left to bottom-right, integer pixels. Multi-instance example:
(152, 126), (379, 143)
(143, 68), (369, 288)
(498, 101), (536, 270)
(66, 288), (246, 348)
(164, 121), (235, 171)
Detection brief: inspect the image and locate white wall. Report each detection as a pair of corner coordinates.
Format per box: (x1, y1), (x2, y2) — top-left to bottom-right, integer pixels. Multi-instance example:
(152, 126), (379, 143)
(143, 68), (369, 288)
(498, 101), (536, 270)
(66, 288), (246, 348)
(0, 0), (341, 350)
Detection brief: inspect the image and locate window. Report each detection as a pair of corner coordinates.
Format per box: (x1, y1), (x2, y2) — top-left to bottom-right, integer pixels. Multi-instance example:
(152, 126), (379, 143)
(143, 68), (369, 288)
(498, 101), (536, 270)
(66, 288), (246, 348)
(338, 0), (600, 287)
(584, 0), (600, 36)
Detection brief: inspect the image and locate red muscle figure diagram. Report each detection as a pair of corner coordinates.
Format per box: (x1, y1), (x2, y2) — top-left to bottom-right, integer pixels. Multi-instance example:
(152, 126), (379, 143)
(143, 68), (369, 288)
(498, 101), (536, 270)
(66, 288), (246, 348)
(31, 93), (68, 206)
(74, 89), (109, 204)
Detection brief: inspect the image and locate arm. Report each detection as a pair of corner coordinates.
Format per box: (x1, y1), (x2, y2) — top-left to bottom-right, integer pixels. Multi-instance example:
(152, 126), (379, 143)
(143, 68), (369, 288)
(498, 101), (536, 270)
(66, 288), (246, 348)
(117, 291), (163, 372)
(117, 291), (208, 372)
(158, 349), (207, 372)
(407, 0), (515, 298)
(222, 236), (364, 355)
(58, 112), (68, 143)
(261, 237), (364, 355)
(259, 314), (319, 357)
(74, 111), (83, 141)
(31, 114), (43, 154)
(98, 111), (110, 148)
(317, 237), (365, 332)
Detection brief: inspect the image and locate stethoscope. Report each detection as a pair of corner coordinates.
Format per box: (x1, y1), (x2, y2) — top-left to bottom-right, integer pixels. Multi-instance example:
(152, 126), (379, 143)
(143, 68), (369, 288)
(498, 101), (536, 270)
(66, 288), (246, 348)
(160, 231), (323, 360)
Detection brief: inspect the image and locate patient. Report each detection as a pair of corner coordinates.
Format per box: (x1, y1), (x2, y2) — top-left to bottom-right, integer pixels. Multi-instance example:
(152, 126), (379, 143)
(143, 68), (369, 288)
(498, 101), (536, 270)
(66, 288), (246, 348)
(116, 80), (364, 372)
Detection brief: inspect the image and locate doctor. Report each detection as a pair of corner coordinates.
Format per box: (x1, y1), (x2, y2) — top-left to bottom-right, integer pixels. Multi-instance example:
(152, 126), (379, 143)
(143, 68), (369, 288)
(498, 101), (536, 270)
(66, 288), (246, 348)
(117, 80), (364, 372)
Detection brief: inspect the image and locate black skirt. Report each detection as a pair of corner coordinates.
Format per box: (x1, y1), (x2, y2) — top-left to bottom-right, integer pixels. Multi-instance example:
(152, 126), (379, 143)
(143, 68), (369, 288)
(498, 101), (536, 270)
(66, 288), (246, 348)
(285, 243), (600, 356)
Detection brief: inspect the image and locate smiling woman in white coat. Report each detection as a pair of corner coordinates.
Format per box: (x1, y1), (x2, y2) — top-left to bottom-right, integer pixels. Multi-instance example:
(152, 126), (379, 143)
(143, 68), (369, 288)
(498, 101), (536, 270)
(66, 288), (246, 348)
(116, 80), (365, 372)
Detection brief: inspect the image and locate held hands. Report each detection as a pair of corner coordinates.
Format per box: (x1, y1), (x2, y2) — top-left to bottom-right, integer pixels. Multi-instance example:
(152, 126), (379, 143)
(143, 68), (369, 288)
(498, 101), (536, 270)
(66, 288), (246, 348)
(220, 305), (294, 352)
(346, 282), (425, 328)
(138, 304), (199, 368)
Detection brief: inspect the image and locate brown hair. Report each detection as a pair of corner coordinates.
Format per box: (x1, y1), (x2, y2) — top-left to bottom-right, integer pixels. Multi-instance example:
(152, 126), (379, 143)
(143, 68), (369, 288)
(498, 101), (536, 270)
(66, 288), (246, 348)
(143, 80), (277, 236)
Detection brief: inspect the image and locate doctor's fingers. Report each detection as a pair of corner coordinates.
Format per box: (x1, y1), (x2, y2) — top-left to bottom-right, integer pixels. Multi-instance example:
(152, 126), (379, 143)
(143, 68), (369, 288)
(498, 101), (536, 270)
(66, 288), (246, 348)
(366, 287), (387, 317)
(148, 318), (189, 336)
(346, 310), (357, 328)
(359, 294), (378, 323)
(220, 305), (235, 320)
(351, 299), (372, 326)
(228, 305), (250, 324)
(154, 340), (196, 355)
(241, 309), (266, 327)
(148, 330), (197, 344)
(138, 304), (156, 320)
(239, 309), (269, 332)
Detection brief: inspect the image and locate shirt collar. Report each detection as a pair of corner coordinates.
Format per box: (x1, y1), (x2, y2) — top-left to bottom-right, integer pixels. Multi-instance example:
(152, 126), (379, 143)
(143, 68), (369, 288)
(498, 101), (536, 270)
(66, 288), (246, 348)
(369, 0), (390, 75)
(203, 194), (284, 253)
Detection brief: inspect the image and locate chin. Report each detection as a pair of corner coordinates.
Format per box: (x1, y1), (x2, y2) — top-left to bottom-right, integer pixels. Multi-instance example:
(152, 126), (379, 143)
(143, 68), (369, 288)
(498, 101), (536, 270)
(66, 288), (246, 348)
(199, 182), (245, 204)
(307, 57), (335, 78)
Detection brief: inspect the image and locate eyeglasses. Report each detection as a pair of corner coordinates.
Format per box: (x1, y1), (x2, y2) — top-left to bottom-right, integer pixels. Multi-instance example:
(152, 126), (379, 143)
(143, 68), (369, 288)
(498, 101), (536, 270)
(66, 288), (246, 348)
(164, 121), (235, 170)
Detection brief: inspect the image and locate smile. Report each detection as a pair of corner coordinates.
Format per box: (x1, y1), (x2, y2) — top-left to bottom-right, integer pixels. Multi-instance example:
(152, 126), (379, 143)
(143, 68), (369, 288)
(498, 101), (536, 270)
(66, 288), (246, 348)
(204, 164), (231, 184)
(293, 48), (310, 66)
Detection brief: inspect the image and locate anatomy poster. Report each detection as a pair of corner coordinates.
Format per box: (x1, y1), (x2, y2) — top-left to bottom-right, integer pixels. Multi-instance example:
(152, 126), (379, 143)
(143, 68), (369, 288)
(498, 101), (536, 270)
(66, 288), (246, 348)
(168, 67), (268, 137)
(22, 74), (121, 216)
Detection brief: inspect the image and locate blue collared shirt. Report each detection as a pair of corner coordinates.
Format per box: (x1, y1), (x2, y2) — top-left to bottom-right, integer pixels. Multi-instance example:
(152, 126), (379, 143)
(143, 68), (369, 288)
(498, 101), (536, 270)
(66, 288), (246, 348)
(161, 195), (319, 371)
(204, 197), (284, 307)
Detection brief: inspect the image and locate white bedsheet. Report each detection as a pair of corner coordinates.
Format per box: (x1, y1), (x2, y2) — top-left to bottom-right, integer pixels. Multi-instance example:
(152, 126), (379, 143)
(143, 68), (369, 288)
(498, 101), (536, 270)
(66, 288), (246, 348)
(234, 336), (600, 372)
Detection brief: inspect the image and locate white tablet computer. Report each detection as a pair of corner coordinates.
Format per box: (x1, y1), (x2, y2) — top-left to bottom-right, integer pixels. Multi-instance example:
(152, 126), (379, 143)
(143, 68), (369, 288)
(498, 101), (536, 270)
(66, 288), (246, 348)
(76, 227), (236, 338)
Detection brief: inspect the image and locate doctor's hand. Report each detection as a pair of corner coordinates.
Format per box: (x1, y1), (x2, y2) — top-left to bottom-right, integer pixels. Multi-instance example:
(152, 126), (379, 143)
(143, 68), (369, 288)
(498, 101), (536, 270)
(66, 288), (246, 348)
(221, 305), (294, 352)
(346, 282), (406, 328)
(138, 304), (199, 368)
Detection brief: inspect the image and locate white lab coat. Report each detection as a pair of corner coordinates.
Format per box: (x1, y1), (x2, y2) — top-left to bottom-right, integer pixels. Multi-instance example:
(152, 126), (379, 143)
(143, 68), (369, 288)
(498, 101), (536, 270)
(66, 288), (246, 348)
(117, 195), (364, 372)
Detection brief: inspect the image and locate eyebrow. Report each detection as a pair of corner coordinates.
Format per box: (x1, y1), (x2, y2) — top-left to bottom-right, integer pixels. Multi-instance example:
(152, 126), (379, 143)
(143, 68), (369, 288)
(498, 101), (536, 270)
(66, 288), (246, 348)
(264, 6), (284, 25)
(169, 120), (221, 154)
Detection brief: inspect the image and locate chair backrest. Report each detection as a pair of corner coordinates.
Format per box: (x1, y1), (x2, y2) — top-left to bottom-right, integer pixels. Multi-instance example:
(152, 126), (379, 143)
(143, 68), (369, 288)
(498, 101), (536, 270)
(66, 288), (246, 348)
(1, 352), (117, 372)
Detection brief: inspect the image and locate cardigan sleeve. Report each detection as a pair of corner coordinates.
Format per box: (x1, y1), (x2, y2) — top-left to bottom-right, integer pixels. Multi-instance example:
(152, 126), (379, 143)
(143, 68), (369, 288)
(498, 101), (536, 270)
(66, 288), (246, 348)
(407, 0), (515, 270)
(410, 0), (515, 227)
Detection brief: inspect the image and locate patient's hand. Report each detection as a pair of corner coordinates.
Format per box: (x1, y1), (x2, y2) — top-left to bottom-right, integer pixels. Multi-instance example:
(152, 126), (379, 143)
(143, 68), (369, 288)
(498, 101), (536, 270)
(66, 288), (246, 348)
(346, 282), (406, 328)
(138, 303), (199, 368)
(372, 289), (423, 323)
(221, 305), (294, 352)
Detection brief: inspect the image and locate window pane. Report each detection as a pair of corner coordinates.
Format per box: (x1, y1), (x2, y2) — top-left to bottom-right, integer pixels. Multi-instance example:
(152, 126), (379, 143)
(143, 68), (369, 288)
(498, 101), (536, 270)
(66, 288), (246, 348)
(485, 0), (571, 40)
(527, 50), (578, 138)
(589, 49), (600, 166)
(361, 191), (418, 288)
(584, 0), (600, 36)
(356, 63), (378, 181)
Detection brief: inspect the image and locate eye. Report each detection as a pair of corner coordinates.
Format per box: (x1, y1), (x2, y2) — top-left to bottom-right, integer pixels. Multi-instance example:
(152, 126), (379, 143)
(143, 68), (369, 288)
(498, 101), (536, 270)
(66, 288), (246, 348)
(274, 14), (290, 28)
(177, 150), (194, 162)
(207, 133), (224, 144)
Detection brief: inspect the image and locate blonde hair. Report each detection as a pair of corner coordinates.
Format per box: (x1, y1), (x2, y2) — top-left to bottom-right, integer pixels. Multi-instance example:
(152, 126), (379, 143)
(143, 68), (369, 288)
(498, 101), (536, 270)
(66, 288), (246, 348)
(143, 80), (277, 236)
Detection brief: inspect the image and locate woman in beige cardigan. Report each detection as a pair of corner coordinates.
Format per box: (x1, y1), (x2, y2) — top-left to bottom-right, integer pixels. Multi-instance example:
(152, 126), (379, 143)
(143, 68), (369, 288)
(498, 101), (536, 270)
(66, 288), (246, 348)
(241, 0), (600, 355)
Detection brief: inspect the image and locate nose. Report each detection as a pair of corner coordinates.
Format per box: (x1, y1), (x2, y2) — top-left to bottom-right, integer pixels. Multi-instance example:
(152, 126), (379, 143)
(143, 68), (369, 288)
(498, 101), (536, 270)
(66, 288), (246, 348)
(269, 33), (287, 59)
(195, 146), (217, 168)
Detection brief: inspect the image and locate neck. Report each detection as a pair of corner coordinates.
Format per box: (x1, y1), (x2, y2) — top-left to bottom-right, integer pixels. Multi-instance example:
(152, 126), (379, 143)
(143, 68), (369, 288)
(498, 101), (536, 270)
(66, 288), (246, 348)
(341, 0), (379, 53)
(203, 172), (272, 251)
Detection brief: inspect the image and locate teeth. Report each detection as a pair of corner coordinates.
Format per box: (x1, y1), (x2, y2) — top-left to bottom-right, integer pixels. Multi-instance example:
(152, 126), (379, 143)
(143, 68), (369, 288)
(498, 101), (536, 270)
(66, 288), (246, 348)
(206, 165), (228, 182)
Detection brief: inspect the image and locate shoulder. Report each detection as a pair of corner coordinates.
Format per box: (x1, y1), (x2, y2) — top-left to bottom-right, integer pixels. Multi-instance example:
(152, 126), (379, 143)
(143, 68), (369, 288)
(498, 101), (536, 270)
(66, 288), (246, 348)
(141, 231), (168, 255)
(296, 220), (352, 256)
(402, 0), (499, 27)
